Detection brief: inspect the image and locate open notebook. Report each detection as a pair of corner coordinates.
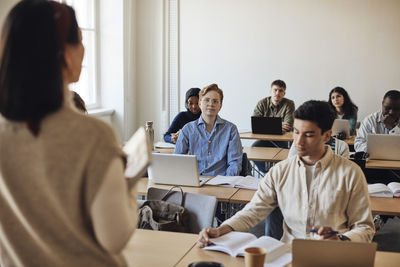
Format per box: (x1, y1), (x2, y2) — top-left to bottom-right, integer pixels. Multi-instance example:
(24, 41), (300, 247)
(122, 127), (152, 187)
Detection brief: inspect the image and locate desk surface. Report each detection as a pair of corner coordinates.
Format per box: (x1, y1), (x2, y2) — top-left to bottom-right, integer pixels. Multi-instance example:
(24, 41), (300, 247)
(240, 131), (355, 145)
(240, 131), (293, 141)
(366, 159), (400, 170)
(177, 245), (400, 267)
(122, 229), (197, 267)
(136, 178), (239, 202)
(229, 188), (400, 216)
(243, 147), (283, 162)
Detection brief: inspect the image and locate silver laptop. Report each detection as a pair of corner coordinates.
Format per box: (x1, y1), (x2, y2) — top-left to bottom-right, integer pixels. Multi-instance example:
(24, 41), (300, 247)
(367, 134), (400, 160)
(148, 153), (209, 187)
(332, 119), (350, 138)
(292, 239), (377, 267)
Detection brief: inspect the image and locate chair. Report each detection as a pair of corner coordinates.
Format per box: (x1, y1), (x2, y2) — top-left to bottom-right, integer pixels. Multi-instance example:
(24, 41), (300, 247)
(240, 152), (252, 176)
(146, 187), (217, 234)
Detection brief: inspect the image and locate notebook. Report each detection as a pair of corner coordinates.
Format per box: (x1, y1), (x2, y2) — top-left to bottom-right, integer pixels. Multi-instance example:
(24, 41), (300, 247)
(367, 134), (400, 160)
(332, 119), (350, 138)
(148, 153), (209, 187)
(251, 116), (282, 135)
(292, 239), (377, 267)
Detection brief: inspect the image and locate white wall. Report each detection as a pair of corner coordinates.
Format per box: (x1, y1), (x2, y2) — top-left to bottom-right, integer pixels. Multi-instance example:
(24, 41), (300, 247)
(179, 0), (400, 131)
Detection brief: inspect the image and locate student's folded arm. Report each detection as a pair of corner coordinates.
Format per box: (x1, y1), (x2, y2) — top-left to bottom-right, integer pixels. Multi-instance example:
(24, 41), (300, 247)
(283, 101), (295, 127)
(174, 126), (189, 154)
(252, 100), (264, 117)
(90, 158), (138, 254)
(226, 126), (243, 176)
(164, 113), (183, 143)
(222, 170), (278, 232)
(342, 168), (375, 242)
(354, 120), (369, 152)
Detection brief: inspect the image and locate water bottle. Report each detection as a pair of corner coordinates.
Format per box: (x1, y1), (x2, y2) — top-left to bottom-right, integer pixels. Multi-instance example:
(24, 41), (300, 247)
(145, 121), (154, 149)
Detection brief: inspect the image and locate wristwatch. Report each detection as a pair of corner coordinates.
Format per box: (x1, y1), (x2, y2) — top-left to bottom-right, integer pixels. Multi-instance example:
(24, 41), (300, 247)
(338, 234), (351, 241)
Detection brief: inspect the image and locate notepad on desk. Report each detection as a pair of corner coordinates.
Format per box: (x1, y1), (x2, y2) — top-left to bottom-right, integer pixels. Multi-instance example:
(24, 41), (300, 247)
(123, 127), (152, 187)
(368, 182), (400, 198)
(206, 175), (259, 190)
(203, 231), (291, 265)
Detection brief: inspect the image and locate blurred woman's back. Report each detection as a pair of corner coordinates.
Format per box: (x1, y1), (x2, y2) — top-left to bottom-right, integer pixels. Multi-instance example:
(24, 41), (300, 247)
(0, 1), (136, 266)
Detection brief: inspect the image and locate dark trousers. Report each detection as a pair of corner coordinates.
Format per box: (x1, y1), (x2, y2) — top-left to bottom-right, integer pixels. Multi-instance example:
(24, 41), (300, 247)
(265, 207), (284, 240)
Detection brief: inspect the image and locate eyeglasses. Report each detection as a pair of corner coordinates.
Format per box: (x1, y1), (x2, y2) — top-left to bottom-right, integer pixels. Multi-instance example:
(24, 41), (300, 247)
(201, 98), (220, 105)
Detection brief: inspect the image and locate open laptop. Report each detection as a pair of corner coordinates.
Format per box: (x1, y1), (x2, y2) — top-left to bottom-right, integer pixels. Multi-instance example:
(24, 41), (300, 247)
(251, 116), (282, 135)
(292, 239), (377, 267)
(148, 153), (210, 187)
(367, 134), (400, 160)
(332, 119), (350, 138)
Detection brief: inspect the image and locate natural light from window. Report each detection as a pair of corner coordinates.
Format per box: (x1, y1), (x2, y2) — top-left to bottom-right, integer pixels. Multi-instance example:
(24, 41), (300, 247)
(58, 0), (98, 108)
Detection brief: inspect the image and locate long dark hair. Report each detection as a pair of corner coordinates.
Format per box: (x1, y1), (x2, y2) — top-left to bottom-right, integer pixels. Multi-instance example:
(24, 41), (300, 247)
(0, 0), (80, 135)
(328, 87), (358, 117)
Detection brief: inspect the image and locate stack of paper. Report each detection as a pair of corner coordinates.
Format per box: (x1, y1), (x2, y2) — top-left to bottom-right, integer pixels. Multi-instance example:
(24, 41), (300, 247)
(206, 175), (259, 190)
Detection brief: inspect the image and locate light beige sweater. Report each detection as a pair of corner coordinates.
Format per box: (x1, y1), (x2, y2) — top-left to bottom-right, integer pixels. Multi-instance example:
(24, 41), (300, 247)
(0, 107), (128, 266)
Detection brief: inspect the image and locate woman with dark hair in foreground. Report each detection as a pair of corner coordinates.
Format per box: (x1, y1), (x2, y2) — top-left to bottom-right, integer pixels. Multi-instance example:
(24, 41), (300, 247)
(0, 1), (136, 266)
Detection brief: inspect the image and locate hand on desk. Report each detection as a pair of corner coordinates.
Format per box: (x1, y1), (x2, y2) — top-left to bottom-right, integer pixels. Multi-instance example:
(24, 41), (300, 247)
(197, 225), (233, 248)
(381, 114), (399, 130)
(282, 122), (291, 132)
(311, 226), (339, 240)
(171, 130), (181, 144)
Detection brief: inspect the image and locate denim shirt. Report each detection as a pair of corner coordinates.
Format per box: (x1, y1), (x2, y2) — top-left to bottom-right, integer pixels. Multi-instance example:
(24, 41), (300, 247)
(174, 115), (243, 176)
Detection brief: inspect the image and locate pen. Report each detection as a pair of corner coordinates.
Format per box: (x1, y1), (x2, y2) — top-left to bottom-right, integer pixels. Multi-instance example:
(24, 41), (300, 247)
(310, 229), (339, 234)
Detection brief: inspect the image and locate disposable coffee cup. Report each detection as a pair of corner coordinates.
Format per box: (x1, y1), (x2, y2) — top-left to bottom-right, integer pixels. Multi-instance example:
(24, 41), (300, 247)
(244, 247), (267, 267)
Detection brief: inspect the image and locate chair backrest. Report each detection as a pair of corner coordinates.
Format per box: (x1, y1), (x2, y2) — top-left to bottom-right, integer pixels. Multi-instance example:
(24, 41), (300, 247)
(240, 152), (252, 176)
(147, 187), (217, 234)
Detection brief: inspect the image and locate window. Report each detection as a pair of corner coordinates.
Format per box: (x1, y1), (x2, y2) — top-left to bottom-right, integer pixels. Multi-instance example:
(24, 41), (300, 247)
(58, 0), (98, 108)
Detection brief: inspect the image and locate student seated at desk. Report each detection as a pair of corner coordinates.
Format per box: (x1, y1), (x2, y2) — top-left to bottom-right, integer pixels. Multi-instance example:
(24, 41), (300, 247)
(251, 80), (295, 174)
(197, 100), (374, 246)
(163, 88), (201, 144)
(355, 90), (400, 153)
(354, 90), (400, 231)
(328, 87), (358, 136)
(0, 2), (137, 266)
(174, 84), (242, 176)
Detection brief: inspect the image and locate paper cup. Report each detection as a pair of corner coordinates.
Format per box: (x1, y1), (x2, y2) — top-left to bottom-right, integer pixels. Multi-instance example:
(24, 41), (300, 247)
(244, 247), (267, 267)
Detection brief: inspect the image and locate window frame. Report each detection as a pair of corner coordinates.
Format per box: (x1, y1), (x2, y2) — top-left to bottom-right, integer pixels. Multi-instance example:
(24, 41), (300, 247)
(58, 0), (100, 109)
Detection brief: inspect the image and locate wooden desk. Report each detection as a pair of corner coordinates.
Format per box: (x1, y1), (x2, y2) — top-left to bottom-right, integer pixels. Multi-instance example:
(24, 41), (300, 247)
(154, 147), (174, 154)
(366, 160), (400, 170)
(243, 147), (282, 162)
(122, 229), (197, 267)
(136, 178), (239, 202)
(229, 189), (400, 215)
(370, 197), (400, 216)
(240, 131), (293, 142)
(344, 135), (355, 146)
(273, 148), (289, 161)
(176, 241), (400, 267)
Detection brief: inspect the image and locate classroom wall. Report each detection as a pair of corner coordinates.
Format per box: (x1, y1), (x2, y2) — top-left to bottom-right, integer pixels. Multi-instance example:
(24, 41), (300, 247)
(1, 0), (400, 142)
(179, 0), (400, 131)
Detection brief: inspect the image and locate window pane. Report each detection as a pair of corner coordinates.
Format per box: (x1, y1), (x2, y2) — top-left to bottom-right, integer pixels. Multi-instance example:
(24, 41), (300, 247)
(65, 0), (95, 29)
(69, 30), (96, 106)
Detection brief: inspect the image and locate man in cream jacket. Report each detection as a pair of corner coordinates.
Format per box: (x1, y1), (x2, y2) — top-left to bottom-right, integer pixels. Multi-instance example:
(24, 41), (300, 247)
(198, 100), (374, 245)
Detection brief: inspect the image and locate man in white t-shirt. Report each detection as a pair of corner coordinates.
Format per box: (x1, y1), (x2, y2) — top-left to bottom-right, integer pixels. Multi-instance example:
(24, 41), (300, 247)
(198, 100), (374, 245)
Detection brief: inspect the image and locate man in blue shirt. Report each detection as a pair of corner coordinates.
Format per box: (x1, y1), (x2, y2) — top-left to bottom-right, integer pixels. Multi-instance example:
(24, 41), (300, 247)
(175, 84), (243, 176)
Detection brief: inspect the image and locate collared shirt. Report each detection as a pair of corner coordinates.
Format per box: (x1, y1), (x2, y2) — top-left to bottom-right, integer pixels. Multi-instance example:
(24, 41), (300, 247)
(174, 115), (243, 176)
(253, 97), (295, 127)
(354, 111), (400, 152)
(222, 147), (374, 243)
